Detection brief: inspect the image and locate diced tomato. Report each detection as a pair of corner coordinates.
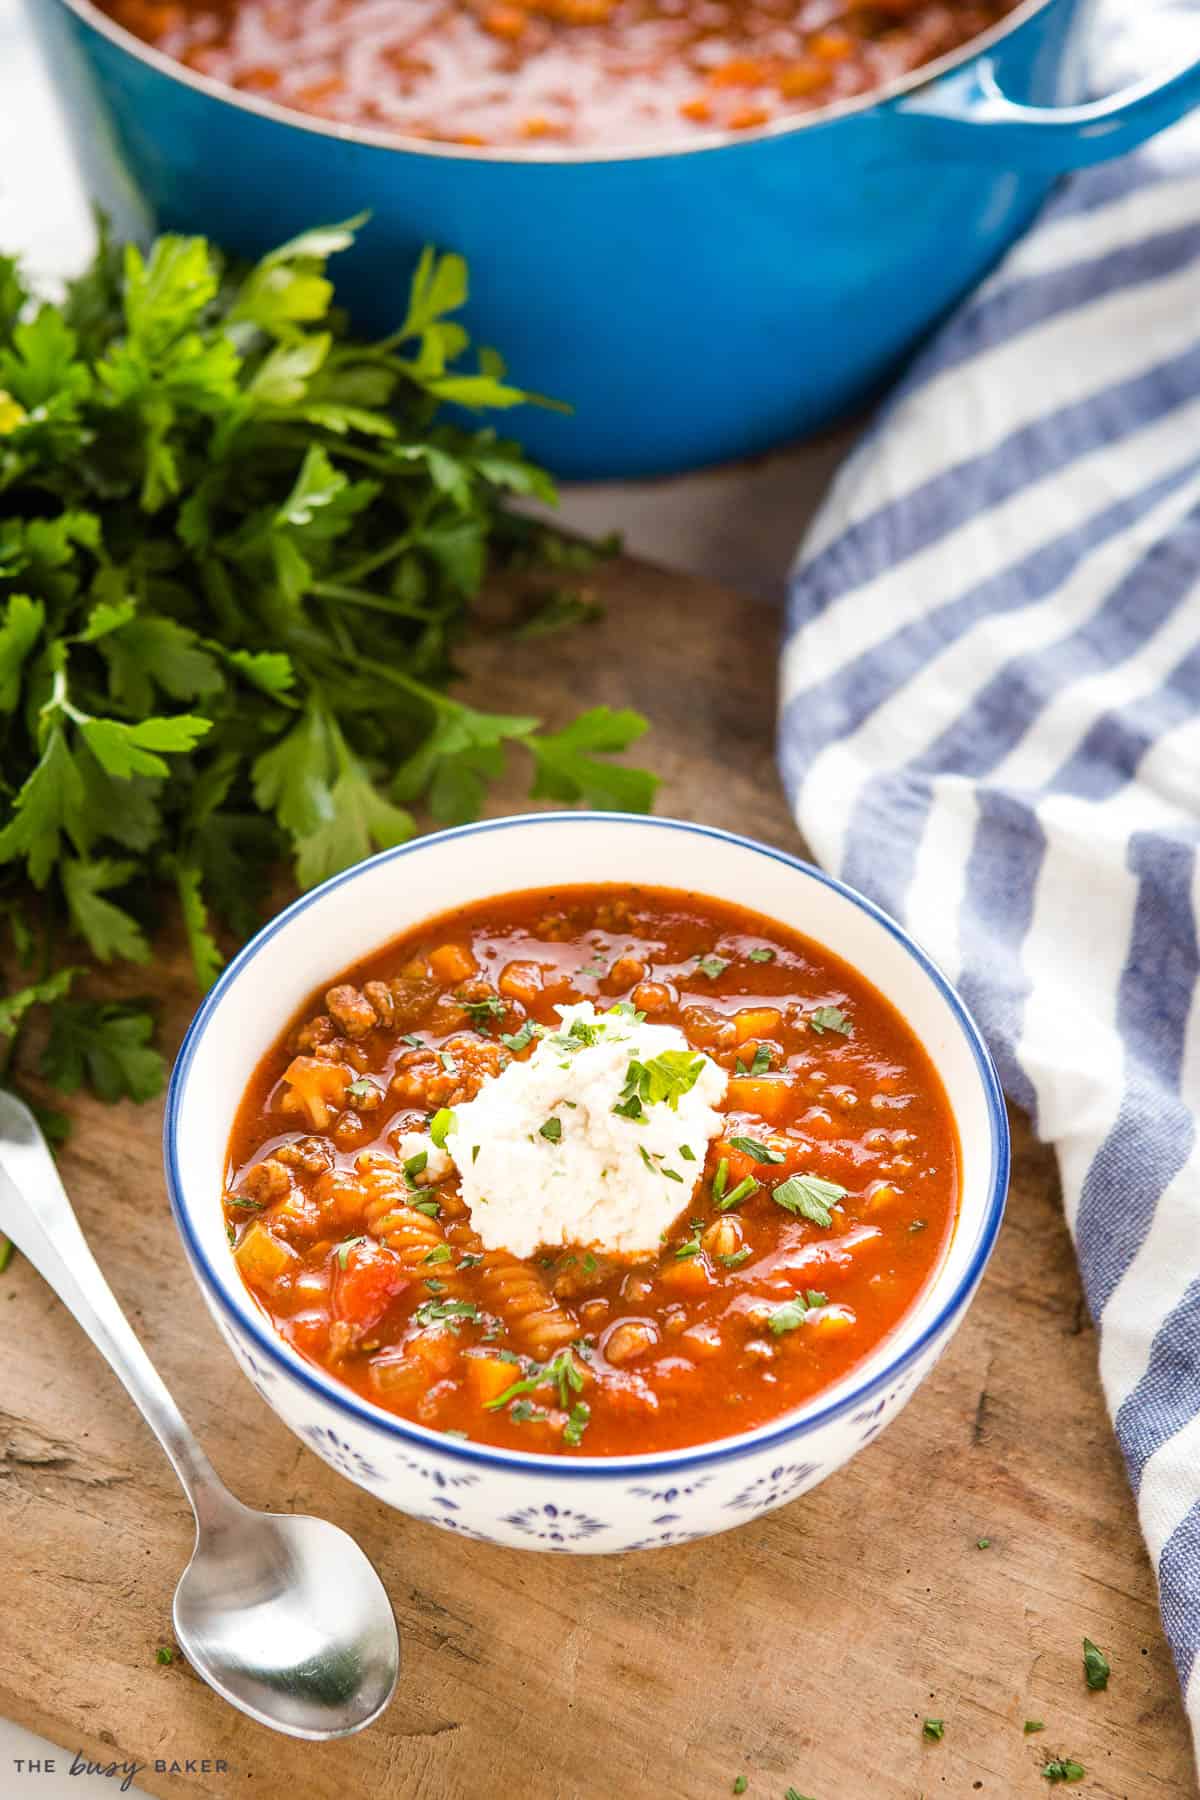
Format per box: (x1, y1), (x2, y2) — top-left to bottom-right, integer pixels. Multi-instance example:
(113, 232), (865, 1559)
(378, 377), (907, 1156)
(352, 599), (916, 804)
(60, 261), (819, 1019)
(333, 1243), (409, 1332)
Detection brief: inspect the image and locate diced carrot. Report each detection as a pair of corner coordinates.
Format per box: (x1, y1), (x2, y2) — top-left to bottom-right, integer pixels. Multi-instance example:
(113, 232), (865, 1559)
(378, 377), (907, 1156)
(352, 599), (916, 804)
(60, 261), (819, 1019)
(732, 1007), (782, 1045)
(498, 959), (544, 1004)
(726, 1076), (791, 1121)
(679, 96), (712, 122)
(658, 1255), (714, 1295)
(728, 106), (770, 130)
(464, 1354), (521, 1407)
(708, 56), (765, 87)
(429, 942), (477, 984)
(713, 1140), (759, 1188)
(235, 1222), (297, 1288)
(281, 1056), (351, 1130)
(810, 1306), (857, 1335)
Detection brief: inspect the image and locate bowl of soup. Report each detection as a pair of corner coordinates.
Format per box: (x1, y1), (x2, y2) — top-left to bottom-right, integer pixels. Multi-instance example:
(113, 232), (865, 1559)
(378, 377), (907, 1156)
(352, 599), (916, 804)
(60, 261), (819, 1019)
(165, 812), (1008, 1550)
(28, 0), (1200, 476)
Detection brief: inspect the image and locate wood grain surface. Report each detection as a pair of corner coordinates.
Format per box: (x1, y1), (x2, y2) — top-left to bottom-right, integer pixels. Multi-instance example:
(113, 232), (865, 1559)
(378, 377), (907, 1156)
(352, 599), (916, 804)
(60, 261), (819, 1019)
(0, 556), (1193, 1800)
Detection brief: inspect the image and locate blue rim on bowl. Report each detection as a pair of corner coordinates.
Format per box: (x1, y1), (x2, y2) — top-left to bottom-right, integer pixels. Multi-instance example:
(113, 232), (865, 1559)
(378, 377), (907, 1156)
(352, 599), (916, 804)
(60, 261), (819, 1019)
(164, 813), (1010, 1479)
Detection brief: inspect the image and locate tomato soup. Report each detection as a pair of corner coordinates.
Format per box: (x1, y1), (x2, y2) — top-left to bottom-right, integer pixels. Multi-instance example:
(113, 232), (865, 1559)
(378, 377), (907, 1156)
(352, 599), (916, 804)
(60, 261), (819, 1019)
(225, 885), (958, 1456)
(99, 0), (1022, 149)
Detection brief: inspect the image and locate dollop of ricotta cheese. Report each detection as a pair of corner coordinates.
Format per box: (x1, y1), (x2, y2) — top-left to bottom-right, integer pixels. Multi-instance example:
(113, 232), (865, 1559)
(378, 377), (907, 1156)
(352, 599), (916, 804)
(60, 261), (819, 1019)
(443, 1001), (727, 1259)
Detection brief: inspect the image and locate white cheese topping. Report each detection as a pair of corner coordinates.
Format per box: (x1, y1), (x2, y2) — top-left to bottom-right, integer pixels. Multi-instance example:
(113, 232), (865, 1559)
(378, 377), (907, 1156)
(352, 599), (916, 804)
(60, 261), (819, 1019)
(443, 1001), (728, 1259)
(392, 1130), (452, 1185)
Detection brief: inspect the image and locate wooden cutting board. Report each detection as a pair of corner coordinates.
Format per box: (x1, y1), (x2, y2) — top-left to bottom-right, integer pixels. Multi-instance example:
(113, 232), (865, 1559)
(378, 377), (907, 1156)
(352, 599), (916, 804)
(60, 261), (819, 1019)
(0, 554), (1193, 1800)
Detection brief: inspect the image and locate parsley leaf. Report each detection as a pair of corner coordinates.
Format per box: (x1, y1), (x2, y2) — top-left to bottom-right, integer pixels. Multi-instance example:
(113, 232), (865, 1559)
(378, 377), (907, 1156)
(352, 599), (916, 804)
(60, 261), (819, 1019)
(922, 1719), (945, 1742)
(39, 999), (165, 1103)
(500, 1018), (538, 1052)
(772, 1173), (847, 1228)
(0, 218), (654, 1119)
(809, 1005), (852, 1037)
(728, 1135), (785, 1165)
(1082, 1637), (1110, 1691)
(1042, 1759), (1085, 1784)
(694, 954), (729, 981)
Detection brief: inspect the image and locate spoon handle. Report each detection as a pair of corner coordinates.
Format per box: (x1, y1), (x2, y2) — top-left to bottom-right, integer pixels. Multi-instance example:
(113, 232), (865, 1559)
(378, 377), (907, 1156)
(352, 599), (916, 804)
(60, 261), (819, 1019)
(0, 1090), (231, 1527)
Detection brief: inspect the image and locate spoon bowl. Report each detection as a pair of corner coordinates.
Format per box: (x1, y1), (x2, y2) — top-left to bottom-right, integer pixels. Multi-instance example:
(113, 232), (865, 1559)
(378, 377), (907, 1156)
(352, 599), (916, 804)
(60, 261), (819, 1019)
(173, 1505), (398, 1739)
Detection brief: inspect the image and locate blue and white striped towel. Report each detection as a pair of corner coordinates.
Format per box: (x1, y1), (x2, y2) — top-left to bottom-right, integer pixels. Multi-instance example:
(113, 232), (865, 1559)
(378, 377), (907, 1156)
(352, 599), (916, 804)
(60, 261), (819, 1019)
(780, 2), (1200, 1751)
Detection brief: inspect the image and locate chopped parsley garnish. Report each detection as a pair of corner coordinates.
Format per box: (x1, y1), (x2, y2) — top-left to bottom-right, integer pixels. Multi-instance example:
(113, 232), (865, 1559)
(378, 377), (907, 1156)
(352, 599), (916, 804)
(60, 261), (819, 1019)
(1024, 1721), (1045, 1735)
(922, 1719), (945, 1742)
(228, 1195), (265, 1210)
(424, 1277), (445, 1293)
(728, 1135), (785, 1165)
(679, 1143), (696, 1162)
(500, 1019), (539, 1052)
(539, 1116), (563, 1143)
(732, 1779), (748, 1796)
(606, 1000), (646, 1022)
(694, 954), (729, 980)
(552, 1016), (604, 1051)
(156, 1647), (173, 1666)
(1082, 1637), (1110, 1691)
(582, 1252), (598, 1274)
(747, 947), (775, 964)
(458, 994), (506, 1032)
(674, 1232), (703, 1259)
(616, 1049), (706, 1116)
(422, 1243), (451, 1266)
(976, 1536), (991, 1549)
(720, 1247), (753, 1268)
(772, 1173), (846, 1227)
(511, 1399), (546, 1424)
(486, 1347), (585, 1412)
(439, 1050), (459, 1076)
(401, 1033), (425, 1049)
(749, 1044), (774, 1075)
(563, 1400), (591, 1446)
(809, 1005), (852, 1037)
(662, 1167), (683, 1183)
(225, 1222), (236, 1246)
(579, 956), (607, 978)
(345, 1076), (379, 1103)
(1042, 1759), (1085, 1785)
(402, 1148), (428, 1182)
(472, 1144), (480, 1163)
(767, 1290), (828, 1335)
(335, 1236), (366, 1268)
(718, 1175), (760, 1212)
(430, 1107), (455, 1148)
(712, 1158), (729, 1203)
(412, 1198), (440, 1218)
(457, 1252), (482, 1270)
(414, 1298), (479, 1329)
(638, 1144), (657, 1170)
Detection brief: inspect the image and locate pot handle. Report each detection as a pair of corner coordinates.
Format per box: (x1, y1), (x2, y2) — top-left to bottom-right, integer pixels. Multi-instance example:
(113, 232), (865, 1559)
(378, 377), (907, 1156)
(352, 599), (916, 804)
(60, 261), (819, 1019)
(894, 47), (1200, 169)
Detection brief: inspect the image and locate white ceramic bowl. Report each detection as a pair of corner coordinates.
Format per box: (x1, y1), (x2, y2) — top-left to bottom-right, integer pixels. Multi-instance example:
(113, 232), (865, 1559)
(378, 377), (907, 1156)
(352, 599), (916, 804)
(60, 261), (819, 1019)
(165, 814), (1008, 1552)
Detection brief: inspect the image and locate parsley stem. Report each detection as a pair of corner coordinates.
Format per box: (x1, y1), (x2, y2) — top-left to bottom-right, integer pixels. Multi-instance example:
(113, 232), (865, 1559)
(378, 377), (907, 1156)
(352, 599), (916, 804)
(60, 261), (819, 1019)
(310, 580), (430, 619)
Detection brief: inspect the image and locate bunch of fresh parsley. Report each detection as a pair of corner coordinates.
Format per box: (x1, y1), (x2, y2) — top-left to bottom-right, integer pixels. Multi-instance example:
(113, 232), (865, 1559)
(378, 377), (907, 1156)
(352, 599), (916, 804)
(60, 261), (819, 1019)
(0, 214), (655, 1122)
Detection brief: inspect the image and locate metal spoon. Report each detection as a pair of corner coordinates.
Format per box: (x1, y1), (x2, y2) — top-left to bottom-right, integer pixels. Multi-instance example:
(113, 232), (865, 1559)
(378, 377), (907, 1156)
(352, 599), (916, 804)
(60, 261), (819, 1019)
(0, 1088), (399, 1739)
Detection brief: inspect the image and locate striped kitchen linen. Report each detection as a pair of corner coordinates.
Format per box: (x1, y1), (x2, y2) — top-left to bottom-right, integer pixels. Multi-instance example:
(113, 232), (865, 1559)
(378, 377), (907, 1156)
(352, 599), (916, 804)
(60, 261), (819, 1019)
(779, 4), (1200, 1752)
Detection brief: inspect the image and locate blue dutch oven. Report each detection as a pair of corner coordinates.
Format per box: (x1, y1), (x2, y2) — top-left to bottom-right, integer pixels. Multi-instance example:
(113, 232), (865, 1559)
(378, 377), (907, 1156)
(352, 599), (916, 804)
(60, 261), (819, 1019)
(25, 0), (1200, 478)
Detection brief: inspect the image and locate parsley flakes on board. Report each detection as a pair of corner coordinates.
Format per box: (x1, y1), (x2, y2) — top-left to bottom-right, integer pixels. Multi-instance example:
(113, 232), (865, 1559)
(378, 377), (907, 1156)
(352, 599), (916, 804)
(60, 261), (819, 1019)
(0, 216), (655, 1135)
